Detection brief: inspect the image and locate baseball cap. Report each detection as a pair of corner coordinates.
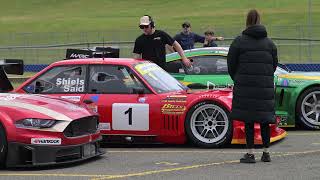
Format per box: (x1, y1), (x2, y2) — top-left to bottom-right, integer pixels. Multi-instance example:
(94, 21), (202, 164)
(182, 21), (191, 27)
(140, 16), (151, 25)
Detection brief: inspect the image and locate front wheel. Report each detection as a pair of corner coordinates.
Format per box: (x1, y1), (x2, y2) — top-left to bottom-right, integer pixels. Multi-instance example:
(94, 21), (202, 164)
(185, 101), (232, 148)
(0, 123), (7, 168)
(296, 87), (320, 129)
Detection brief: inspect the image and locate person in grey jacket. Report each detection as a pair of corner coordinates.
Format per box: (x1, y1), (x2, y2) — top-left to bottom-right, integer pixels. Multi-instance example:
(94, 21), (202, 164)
(227, 9), (278, 163)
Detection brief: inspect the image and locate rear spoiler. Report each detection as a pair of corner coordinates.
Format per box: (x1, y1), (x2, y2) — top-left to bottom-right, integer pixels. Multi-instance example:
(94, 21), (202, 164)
(66, 47), (120, 59)
(0, 59), (24, 92)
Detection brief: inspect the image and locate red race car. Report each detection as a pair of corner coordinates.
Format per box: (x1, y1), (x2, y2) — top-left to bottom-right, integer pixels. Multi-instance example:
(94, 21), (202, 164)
(15, 58), (286, 148)
(0, 59), (103, 168)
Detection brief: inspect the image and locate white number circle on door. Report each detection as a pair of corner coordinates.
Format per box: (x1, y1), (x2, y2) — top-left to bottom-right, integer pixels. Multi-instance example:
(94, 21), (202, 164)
(112, 103), (149, 131)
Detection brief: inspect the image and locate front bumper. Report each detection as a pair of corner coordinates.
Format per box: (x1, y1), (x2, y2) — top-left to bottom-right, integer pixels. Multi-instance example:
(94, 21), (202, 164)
(231, 121), (287, 144)
(6, 138), (104, 167)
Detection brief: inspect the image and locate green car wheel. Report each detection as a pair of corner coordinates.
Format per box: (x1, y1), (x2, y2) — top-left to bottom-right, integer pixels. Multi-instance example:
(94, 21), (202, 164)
(296, 87), (320, 129)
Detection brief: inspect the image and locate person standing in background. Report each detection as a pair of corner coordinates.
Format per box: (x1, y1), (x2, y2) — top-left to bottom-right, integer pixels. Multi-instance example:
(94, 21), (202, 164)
(203, 30), (224, 47)
(133, 15), (191, 70)
(227, 9), (278, 163)
(174, 22), (223, 50)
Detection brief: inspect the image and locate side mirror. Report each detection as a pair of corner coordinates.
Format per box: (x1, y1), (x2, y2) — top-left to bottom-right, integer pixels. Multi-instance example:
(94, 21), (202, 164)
(83, 99), (94, 104)
(132, 87), (145, 95)
(34, 81), (44, 93)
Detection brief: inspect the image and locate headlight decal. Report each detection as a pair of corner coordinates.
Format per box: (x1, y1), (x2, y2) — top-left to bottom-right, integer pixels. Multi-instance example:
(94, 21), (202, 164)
(15, 118), (57, 129)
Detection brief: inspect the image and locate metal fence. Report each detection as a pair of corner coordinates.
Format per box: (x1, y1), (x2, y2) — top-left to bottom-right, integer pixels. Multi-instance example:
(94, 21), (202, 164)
(0, 25), (320, 66)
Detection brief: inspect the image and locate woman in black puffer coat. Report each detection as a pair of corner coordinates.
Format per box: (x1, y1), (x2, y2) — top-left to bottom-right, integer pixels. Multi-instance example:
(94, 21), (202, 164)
(227, 9), (278, 163)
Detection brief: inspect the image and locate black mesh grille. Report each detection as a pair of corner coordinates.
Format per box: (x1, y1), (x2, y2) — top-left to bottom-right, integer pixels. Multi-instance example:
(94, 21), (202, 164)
(64, 116), (99, 137)
(56, 146), (82, 162)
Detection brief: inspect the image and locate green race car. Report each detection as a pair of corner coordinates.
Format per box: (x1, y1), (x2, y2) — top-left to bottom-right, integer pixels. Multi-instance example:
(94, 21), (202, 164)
(166, 47), (320, 129)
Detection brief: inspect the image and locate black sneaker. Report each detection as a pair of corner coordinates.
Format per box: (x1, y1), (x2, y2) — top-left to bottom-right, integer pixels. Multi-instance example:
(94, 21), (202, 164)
(261, 152), (271, 162)
(240, 153), (256, 163)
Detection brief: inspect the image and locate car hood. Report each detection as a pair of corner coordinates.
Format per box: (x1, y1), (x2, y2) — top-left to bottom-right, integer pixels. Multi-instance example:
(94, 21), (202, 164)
(0, 93), (95, 132)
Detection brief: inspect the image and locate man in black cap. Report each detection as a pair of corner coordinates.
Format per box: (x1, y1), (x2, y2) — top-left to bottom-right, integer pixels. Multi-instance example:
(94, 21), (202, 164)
(133, 15), (191, 70)
(174, 21), (224, 50)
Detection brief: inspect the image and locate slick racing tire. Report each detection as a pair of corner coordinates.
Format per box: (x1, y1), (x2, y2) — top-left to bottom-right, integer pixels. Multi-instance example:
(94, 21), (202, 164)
(296, 87), (320, 129)
(0, 123), (7, 168)
(185, 101), (232, 148)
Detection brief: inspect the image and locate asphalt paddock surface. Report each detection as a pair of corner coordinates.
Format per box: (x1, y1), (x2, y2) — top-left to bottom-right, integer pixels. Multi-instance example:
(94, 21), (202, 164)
(1, 129), (320, 180)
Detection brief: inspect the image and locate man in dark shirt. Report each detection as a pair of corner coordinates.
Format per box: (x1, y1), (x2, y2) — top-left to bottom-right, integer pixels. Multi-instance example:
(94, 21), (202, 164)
(174, 22), (224, 50)
(133, 15), (191, 70)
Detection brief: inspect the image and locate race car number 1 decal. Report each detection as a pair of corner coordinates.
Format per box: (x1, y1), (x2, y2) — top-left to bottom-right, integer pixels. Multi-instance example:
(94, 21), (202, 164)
(112, 103), (149, 131)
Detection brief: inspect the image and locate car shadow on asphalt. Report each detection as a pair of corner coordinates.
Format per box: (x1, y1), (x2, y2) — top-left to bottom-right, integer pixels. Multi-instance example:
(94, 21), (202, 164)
(101, 129), (294, 150)
(101, 141), (248, 149)
(5, 155), (104, 171)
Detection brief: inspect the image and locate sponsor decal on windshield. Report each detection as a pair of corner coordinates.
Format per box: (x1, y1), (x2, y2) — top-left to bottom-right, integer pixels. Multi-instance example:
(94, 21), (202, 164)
(31, 138), (62, 145)
(56, 78), (85, 92)
(135, 63), (161, 81)
(135, 63), (161, 75)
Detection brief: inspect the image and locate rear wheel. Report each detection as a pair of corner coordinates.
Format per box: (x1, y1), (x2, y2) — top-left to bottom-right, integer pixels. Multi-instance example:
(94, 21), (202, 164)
(296, 87), (320, 129)
(185, 101), (232, 148)
(0, 123), (7, 168)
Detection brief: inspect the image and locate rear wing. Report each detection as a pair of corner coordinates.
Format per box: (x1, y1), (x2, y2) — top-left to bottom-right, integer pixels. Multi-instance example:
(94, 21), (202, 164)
(0, 59), (24, 92)
(66, 47), (120, 59)
(0, 59), (24, 75)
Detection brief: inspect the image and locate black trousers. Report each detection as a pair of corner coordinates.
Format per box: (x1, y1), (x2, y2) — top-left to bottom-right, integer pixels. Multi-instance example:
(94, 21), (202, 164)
(245, 122), (270, 149)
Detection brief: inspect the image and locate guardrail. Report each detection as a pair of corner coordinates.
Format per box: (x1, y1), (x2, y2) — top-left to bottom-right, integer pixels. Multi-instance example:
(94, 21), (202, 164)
(21, 63), (320, 73)
(1, 37), (320, 64)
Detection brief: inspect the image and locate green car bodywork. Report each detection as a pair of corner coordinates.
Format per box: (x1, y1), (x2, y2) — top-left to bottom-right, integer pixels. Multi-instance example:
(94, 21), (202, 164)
(166, 47), (320, 129)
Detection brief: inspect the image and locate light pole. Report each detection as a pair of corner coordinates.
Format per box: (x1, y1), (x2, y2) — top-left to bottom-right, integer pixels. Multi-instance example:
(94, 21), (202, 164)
(308, 0), (312, 62)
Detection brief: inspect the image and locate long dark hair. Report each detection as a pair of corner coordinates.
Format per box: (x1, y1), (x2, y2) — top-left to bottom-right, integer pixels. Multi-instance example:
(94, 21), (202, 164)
(246, 9), (260, 27)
